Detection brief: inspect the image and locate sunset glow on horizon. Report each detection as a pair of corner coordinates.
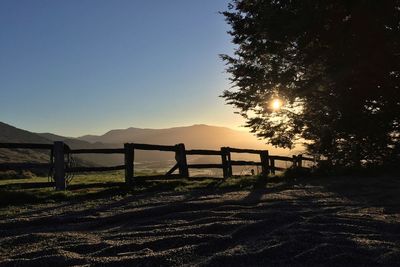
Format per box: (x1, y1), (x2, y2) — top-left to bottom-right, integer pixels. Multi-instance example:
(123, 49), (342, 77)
(0, 0), (241, 137)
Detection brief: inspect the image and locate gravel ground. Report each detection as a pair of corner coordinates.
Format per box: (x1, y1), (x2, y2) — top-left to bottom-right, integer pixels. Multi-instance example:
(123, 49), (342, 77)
(0, 178), (399, 266)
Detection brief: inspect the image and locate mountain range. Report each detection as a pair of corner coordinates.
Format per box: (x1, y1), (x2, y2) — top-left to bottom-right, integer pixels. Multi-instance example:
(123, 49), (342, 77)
(0, 122), (299, 168)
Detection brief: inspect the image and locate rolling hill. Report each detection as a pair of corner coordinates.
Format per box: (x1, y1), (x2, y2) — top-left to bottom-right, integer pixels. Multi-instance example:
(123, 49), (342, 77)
(77, 124), (299, 167)
(1, 122), (301, 172)
(0, 122), (104, 167)
(78, 124), (291, 152)
(0, 122), (52, 164)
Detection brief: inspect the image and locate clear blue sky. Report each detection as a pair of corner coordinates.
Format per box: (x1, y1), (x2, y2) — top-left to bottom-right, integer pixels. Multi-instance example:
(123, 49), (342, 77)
(0, 0), (245, 137)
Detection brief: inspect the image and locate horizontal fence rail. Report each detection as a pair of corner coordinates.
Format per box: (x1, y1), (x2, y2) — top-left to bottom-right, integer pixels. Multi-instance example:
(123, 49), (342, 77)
(225, 148), (263, 154)
(68, 148), (125, 154)
(269, 155), (293, 161)
(0, 141), (318, 190)
(186, 149), (221, 155)
(134, 143), (177, 151)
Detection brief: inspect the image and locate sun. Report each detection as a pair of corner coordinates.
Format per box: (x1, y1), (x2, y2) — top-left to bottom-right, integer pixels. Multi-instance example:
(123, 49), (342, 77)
(271, 98), (283, 111)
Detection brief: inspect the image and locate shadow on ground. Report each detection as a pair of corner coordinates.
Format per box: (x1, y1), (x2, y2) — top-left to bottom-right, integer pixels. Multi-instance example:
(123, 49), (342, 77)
(0, 175), (399, 266)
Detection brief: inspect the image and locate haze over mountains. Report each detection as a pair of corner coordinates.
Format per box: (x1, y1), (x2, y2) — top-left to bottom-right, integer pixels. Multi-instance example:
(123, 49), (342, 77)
(0, 122), (52, 165)
(0, 122), (101, 166)
(0, 122), (298, 168)
(78, 124), (276, 150)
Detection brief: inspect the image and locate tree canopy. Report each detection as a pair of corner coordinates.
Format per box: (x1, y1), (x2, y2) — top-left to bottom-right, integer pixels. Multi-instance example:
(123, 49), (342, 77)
(222, 0), (400, 166)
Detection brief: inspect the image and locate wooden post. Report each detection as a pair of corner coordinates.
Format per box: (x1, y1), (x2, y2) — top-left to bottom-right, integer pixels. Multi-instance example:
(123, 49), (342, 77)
(54, 141), (66, 191)
(292, 155), (298, 168)
(260, 150), (269, 178)
(297, 154), (303, 168)
(124, 143), (134, 185)
(221, 147), (229, 179)
(227, 148), (232, 177)
(176, 143), (189, 177)
(270, 158), (276, 175)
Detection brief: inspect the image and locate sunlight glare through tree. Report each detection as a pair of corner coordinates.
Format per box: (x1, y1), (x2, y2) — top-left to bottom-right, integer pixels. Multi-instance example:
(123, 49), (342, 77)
(271, 98), (282, 111)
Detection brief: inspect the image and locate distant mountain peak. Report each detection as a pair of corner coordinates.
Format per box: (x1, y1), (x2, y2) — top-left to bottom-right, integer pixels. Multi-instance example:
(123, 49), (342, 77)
(76, 123), (267, 149)
(0, 121), (300, 167)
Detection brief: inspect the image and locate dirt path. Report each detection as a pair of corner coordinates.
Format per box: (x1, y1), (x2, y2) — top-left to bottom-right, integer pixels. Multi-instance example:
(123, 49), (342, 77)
(0, 180), (399, 266)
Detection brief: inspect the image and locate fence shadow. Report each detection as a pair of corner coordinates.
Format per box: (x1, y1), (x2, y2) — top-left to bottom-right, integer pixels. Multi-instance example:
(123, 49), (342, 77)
(0, 182), (54, 190)
(287, 175), (400, 214)
(1, 176), (399, 266)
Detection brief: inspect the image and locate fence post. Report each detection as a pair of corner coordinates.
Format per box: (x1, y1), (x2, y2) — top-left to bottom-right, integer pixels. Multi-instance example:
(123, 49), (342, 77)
(270, 158), (276, 175)
(292, 155), (298, 168)
(297, 154), (303, 168)
(226, 148), (233, 177)
(124, 143), (134, 185)
(176, 143), (189, 177)
(221, 147), (229, 179)
(260, 150), (269, 178)
(54, 141), (66, 191)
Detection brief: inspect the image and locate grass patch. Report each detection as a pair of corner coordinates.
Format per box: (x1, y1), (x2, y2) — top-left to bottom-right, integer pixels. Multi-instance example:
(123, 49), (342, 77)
(1, 170), (399, 216)
(0, 171), (275, 209)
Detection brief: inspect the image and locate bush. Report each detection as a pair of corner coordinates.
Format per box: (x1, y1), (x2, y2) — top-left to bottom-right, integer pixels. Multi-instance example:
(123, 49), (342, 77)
(283, 167), (312, 179)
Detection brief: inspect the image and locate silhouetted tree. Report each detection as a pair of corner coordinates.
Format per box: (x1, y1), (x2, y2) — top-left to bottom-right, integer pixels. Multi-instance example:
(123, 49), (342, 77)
(221, 0), (400, 167)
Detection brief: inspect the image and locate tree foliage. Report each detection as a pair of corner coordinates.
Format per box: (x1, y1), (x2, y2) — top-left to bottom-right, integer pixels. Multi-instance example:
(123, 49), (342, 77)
(222, 0), (400, 166)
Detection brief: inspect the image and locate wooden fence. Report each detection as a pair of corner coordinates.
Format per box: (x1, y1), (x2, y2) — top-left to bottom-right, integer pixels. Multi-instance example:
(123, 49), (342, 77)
(0, 141), (316, 190)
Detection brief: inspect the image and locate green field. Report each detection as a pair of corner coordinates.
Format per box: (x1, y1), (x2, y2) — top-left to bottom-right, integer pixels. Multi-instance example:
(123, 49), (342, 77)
(0, 171), (272, 210)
